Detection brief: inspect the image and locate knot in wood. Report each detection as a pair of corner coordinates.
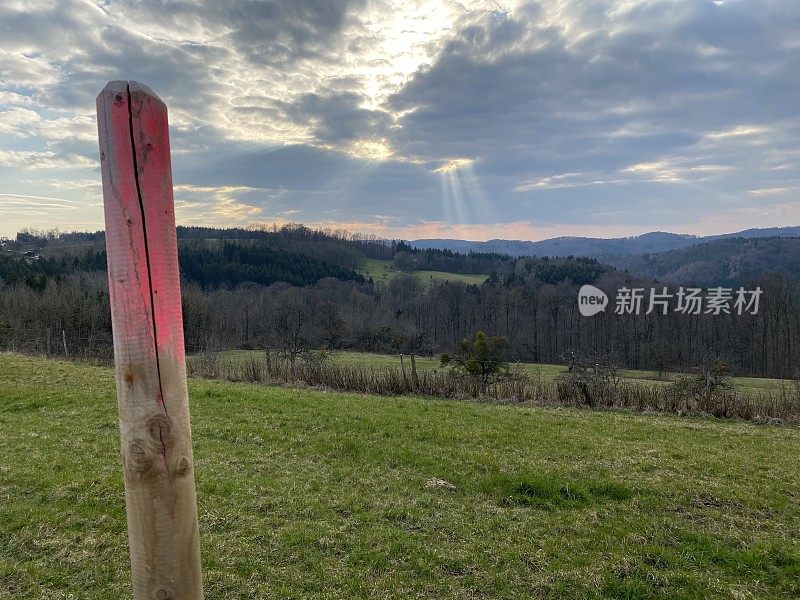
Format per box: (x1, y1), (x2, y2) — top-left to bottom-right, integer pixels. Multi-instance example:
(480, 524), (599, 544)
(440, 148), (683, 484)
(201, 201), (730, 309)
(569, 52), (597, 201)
(154, 588), (173, 600)
(174, 456), (191, 478)
(127, 439), (153, 474)
(147, 413), (175, 449)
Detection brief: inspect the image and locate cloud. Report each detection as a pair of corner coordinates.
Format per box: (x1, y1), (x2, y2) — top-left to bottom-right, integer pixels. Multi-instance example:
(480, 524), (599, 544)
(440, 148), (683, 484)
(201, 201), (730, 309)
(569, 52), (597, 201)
(0, 0), (799, 238)
(389, 1), (800, 165)
(382, 0), (800, 229)
(705, 125), (771, 140)
(0, 193), (94, 232)
(173, 183), (267, 223)
(434, 158), (475, 174)
(748, 186), (800, 197)
(0, 149), (95, 169)
(271, 89), (394, 159)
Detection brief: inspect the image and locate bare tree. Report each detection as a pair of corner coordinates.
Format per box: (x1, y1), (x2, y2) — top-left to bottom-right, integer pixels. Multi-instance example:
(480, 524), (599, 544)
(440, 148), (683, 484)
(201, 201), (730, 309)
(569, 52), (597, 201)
(264, 285), (313, 366)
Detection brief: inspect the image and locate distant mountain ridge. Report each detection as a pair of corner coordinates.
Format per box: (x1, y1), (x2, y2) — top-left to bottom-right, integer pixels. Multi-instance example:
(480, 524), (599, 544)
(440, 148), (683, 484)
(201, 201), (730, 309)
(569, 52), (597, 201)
(606, 236), (800, 286)
(411, 227), (800, 258)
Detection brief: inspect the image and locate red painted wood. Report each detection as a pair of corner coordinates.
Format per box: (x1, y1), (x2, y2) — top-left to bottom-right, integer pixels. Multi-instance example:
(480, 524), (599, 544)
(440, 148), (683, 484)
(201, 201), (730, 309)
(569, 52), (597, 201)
(99, 82), (156, 377)
(128, 82), (186, 366)
(98, 80), (203, 600)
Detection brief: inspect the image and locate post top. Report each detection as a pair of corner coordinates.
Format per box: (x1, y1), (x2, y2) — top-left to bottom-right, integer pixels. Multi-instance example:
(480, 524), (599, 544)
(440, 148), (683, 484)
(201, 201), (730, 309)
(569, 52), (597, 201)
(97, 80), (164, 108)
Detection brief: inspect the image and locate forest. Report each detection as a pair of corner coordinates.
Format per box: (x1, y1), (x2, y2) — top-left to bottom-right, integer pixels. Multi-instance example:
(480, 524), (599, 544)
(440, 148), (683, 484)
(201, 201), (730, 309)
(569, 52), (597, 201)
(1, 225), (800, 379)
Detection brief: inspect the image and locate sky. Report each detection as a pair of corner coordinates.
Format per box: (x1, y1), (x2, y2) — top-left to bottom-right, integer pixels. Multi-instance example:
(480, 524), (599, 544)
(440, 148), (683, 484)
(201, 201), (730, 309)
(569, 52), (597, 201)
(1, 0), (799, 241)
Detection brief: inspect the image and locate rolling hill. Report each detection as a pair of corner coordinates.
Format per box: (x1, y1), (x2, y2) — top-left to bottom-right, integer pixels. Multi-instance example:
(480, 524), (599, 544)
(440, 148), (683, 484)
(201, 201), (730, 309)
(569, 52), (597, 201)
(412, 226), (800, 258)
(607, 236), (800, 286)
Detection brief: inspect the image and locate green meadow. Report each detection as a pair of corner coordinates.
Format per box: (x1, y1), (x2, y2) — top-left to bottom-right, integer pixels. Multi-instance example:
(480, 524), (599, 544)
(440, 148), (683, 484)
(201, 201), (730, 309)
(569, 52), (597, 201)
(1, 353), (799, 598)
(359, 258), (488, 285)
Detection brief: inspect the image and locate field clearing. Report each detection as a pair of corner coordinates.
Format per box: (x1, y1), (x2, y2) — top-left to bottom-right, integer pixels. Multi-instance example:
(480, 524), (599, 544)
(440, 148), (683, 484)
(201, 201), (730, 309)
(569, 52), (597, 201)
(214, 350), (790, 395)
(2, 354), (799, 598)
(359, 258), (488, 285)
(411, 270), (488, 285)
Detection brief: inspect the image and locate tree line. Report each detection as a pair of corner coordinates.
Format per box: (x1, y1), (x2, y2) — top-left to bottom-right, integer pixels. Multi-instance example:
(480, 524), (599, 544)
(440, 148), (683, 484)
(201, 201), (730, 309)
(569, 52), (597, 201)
(3, 225), (800, 378)
(2, 262), (799, 379)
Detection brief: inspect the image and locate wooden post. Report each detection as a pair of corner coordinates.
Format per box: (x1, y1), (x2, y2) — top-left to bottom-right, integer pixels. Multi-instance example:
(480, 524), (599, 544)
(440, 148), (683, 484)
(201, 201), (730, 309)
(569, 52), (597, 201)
(97, 81), (203, 599)
(399, 352), (408, 387)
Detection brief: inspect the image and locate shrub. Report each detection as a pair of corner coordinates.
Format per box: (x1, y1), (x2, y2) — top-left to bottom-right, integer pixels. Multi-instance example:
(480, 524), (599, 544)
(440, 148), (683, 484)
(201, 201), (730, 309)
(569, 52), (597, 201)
(444, 331), (511, 389)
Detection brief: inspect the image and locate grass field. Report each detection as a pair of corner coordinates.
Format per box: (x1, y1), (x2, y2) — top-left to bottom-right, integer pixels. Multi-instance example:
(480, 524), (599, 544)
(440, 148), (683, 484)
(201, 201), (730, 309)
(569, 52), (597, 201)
(216, 349), (791, 395)
(1, 353), (800, 598)
(359, 258), (488, 285)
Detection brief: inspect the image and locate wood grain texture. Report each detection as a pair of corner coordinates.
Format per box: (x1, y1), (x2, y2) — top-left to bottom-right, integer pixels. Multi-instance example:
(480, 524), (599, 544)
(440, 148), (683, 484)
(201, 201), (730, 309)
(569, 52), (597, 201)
(97, 80), (203, 600)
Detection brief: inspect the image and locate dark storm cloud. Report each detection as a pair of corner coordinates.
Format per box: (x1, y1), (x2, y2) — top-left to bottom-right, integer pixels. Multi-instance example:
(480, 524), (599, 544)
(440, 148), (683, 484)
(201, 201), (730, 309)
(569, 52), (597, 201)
(375, 0), (800, 228)
(275, 91), (392, 143)
(390, 1), (800, 167)
(173, 141), (440, 221)
(0, 0), (363, 111)
(221, 0), (364, 65)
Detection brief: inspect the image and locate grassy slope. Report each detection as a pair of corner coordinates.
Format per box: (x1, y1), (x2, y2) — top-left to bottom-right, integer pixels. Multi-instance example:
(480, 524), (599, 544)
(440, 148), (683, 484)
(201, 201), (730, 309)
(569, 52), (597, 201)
(360, 258), (488, 285)
(1, 354), (799, 599)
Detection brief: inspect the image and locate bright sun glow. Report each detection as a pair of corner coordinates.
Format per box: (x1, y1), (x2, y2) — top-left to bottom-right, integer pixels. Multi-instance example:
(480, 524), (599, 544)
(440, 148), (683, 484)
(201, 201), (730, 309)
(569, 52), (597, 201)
(357, 1), (465, 109)
(346, 139), (394, 161)
(434, 158), (475, 173)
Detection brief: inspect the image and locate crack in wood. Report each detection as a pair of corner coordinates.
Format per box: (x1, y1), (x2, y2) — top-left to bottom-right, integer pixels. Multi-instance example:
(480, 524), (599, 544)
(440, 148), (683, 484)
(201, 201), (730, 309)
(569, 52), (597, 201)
(125, 83), (170, 421)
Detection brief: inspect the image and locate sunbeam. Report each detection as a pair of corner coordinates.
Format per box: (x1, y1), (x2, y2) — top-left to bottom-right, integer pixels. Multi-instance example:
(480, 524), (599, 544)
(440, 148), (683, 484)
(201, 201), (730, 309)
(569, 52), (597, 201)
(436, 158), (490, 226)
